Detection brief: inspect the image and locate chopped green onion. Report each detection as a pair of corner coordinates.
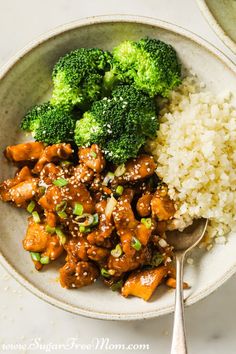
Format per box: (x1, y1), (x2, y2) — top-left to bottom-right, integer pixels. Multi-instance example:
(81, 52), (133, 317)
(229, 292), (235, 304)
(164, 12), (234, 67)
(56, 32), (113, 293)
(79, 225), (86, 233)
(110, 280), (123, 292)
(75, 213), (94, 227)
(73, 203), (83, 216)
(115, 185), (124, 196)
(102, 172), (114, 186)
(114, 163), (126, 177)
(57, 211), (67, 219)
(27, 201), (35, 213)
(32, 211), (40, 223)
(40, 256), (50, 265)
(101, 268), (111, 278)
(90, 151), (97, 158)
(60, 160), (72, 167)
(141, 218), (152, 229)
(131, 237), (142, 251)
(30, 252), (41, 262)
(56, 200), (67, 212)
(53, 178), (68, 187)
(45, 225), (56, 234)
(55, 227), (67, 245)
(111, 244), (123, 258)
(39, 186), (46, 195)
(150, 253), (164, 267)
(92, 213), (99, 226)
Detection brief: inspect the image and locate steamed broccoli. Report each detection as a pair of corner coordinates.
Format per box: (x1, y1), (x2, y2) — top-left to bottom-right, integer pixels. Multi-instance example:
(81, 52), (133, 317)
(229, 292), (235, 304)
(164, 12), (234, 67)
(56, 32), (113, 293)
(21, 103), (76, 144)
(74, 84), (158, 163)
(105, 38), (181, 97)
(51, 48), (112, 108)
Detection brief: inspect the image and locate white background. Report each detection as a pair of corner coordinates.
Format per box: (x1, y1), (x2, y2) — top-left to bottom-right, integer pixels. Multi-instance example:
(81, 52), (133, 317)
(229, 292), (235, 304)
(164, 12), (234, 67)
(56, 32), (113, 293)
(0, 0), (236, 353)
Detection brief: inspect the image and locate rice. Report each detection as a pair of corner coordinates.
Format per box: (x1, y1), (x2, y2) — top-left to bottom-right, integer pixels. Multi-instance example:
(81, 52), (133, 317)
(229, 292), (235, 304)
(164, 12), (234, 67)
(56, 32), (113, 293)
(147, 76), (236, 246)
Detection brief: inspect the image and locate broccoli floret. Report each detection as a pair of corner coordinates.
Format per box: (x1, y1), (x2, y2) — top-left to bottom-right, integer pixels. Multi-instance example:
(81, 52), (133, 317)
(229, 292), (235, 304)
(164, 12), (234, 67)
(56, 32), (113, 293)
(20, 102), (50, 131)
(74, 111), (105, 147)
(74, 84), (158, 164)
(21, 103), (76, 144)
(106, 38), (181, 97)
(51, 48), (112, 108)
(105, 134), (145, 164)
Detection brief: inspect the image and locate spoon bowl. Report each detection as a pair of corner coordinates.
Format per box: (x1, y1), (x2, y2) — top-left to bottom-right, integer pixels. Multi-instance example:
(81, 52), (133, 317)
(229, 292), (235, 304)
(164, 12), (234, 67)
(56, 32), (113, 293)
(166, 218), (208, 254)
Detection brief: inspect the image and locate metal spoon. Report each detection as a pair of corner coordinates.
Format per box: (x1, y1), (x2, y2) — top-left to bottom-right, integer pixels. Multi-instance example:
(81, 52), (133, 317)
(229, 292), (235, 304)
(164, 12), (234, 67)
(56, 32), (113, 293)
(166, 218), (208, 354)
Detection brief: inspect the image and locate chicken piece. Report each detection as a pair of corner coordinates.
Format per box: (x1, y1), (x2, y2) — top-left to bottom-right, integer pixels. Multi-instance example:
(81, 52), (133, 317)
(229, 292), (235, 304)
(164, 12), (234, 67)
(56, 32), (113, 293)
(33, 143), (72, 173)
(0, 166), (33, 201)
(7, 178), (39, 205)
(113, 189), (151, 253)
(38, 185), (63, 212)
(151, 185), (176, 221)
(65, 237), (90, 262)
(108, 247), (151, 276)
(4, 142), (44, 162)
(136, 193), (152, 217)
(41, 235), (64, 261)
(87, 199), (114, 246)
(135, 223), (152, 246)
(45, 211), (57, 228)
(40, 163), (62, 185)
(78, 144), (105, 173)
(71, 164), (94, 184)
(39, 181), (95, 214)
(121, 266), (168, 301)
(60, 261), (99, 288)
(115, 155), (156, 184)
(23, 218), (49, 252)
(166, 277), (189, 289)
(87, 245), (110, 262)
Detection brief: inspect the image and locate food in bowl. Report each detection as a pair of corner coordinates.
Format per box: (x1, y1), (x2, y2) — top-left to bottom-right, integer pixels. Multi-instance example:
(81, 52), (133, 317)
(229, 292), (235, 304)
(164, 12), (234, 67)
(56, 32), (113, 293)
(0, 37), (235, 301)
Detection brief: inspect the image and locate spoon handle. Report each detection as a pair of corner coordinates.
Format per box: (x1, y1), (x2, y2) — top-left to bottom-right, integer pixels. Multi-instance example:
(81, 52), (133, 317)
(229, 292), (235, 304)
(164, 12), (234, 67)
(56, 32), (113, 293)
(170, 253), (188, 354)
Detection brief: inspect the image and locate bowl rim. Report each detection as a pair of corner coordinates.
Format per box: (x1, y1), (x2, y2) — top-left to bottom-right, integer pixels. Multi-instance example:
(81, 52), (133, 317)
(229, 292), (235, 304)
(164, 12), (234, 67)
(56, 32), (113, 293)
(196, 0), (236, 54)
(0, 14), (236, 320)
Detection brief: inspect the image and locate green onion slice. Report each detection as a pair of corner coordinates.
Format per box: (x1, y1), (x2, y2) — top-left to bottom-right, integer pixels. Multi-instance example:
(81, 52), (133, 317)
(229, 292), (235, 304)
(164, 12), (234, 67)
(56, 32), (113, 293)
(45, 225), (56, 234)
(53, 178), (68, 187)
(55, 227), (67, 245)
(114, 163), (126, 177)
(79, 225), (86, 233)
(27, 201), (35, 213)
(131, 237), (142, 251)
(74, 213), (94, 227)
(40, 256), (50, 265)
(56, 200), (67, 212)
(57, 211), (67, 219)
(32, 211), (40, 223)
(101, 268), (111, 278)
(110, 280), (123, 292)
(141, 218), (152, 229)
(92, 213), (99, 226)
(111, 244), (122, 258)
(102, 172), (114, 186)
(60, 160), (72, 167)
(30, 252), (41, 262)
(73, 203), (83, 216)
(150, 253), (164, 267)
(115, 185), (124, 196)
(90, 151), (97, 158)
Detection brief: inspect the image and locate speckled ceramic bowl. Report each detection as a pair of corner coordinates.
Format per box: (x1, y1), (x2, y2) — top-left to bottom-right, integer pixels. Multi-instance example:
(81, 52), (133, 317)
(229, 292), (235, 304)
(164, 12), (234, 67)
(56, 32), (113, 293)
(0, 15), (236, 320)
(196, 0), (236, 54)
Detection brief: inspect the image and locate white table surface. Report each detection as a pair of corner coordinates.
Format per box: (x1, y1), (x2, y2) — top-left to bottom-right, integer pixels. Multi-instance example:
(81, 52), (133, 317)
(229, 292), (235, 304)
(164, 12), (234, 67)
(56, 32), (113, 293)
(0, 0), (236, 353)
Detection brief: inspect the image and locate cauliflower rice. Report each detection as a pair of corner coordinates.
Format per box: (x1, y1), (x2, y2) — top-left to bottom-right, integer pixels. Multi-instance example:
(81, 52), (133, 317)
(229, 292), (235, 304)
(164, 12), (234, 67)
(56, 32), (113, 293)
(148, 76), (236, 247)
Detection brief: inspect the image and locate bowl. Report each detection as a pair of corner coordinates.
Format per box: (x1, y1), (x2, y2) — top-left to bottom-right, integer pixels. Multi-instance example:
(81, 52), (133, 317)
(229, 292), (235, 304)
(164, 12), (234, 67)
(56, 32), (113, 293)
(0, 15), (236, 320)
(196, 0), (236, 54)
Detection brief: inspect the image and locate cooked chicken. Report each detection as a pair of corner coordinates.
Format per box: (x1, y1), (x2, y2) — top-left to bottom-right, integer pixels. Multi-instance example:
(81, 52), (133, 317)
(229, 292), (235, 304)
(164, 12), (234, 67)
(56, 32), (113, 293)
(5, 142), (44, 162)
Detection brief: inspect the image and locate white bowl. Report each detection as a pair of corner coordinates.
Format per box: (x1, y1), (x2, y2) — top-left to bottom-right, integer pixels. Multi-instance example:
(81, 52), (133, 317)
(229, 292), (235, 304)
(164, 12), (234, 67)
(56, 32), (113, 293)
(196, 0), (236, 54)
(0, 15), (236, 320)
